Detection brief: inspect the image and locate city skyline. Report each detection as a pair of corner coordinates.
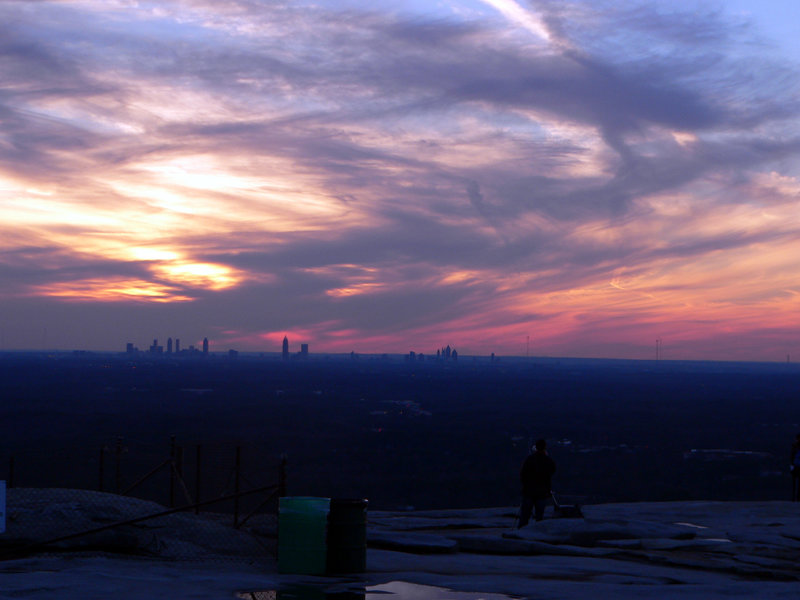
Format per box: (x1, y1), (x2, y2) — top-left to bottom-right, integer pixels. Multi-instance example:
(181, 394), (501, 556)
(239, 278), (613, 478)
(119, 335), (464, 361)
(2, 1), (800, 361)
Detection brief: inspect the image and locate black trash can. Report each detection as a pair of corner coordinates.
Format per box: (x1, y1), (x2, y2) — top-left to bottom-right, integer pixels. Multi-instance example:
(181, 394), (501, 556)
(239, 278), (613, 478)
(326, 498), (368, 573)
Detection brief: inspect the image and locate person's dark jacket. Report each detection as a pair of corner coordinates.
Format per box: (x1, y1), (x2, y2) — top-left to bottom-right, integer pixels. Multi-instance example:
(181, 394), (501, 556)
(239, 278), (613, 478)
(520, 451), (556, 499)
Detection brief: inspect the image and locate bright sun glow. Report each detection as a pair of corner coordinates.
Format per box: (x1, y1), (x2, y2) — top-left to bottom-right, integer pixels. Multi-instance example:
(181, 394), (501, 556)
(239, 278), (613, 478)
(35, 279), (193, 303)
(128, 247), (182, 262)
(152, 262), (243, 290)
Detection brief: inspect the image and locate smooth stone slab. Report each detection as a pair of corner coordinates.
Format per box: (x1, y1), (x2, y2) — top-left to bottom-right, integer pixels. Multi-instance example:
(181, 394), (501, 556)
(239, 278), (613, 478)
(368, 530), (459, 553)
(512, 518), (696, 547)
(368, 509), (516, 531)
(461, 534), (616, 557)
(639, 537), (734, 551)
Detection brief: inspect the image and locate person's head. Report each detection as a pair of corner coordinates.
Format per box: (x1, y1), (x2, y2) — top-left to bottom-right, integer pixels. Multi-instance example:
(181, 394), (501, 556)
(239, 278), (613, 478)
(534, 438), (547, 452)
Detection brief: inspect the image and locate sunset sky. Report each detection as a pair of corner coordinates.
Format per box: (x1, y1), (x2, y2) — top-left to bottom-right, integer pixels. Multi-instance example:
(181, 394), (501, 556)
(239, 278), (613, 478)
(2, 0), (800, 361)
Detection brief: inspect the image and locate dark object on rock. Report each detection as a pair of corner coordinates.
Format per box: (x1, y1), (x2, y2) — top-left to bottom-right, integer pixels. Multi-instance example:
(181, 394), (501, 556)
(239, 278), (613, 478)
(551, 492), (583, 519)
(327, 498), (368, 573)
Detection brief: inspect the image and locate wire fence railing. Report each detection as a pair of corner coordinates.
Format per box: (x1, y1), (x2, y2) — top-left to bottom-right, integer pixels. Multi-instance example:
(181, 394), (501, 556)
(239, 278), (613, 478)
(0, 438), (286, 563)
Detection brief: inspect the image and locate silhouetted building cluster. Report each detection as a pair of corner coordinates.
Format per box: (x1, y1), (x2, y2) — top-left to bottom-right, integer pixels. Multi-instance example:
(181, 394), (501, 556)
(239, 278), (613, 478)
(123, 334), (475, 363)
(433, 345), (457, 360)
(125, 336), (210, 357)
(281, 336), (310, 360)
(437, 345), (457, 360)
(406, 344), (457, 362)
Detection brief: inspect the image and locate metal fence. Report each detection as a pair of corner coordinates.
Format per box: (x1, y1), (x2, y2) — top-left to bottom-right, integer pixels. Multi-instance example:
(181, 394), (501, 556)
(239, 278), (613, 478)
(0, 438), (285, 563)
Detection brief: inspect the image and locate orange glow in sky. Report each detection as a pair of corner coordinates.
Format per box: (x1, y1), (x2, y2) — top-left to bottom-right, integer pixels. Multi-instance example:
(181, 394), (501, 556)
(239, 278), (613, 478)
(35, 279), (193, 303)
(2, 0), (800, 360)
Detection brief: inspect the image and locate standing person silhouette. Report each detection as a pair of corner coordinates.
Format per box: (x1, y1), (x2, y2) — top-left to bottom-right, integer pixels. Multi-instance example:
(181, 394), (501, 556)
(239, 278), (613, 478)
(791, 434), (800, 501)
(518, 438), (556, 527)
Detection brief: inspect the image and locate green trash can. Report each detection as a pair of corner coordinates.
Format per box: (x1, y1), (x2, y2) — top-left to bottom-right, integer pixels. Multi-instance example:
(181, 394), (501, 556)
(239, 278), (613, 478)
(326, 498), (368, 574)
(278, 497), (330, 574)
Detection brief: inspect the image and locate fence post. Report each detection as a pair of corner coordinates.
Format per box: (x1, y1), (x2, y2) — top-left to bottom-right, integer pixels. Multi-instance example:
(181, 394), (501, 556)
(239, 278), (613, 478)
(169, 435), (176, 507)
(98, 445), (105, 492)
(234, 445), (241, 527)
(115, 437), (123, 494)
(176, 445), (184, 482)
(195, 444), (202, 515)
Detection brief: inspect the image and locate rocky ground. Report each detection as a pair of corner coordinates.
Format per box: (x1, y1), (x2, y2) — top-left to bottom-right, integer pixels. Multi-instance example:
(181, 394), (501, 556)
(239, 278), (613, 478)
(2, 489), (800, 599)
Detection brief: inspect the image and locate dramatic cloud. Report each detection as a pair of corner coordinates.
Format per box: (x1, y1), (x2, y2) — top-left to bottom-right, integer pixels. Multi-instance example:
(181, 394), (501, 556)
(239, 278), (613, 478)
(1, 0), (799, 360)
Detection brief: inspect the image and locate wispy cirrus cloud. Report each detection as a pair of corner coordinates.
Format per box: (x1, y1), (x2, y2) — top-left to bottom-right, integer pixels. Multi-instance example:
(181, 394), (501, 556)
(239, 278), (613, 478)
(1, 0), (799, 358)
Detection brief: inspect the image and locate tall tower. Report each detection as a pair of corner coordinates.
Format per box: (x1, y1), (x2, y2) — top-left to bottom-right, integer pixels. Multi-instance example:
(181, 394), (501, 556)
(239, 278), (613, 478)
(167, 337), (173, 354)
(282, 336), (289, 360)
(202, 337), (209, 355)
(175, 338), (180, 353)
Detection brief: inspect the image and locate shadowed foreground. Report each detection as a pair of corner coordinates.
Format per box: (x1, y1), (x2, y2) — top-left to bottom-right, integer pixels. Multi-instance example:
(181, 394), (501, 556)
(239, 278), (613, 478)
(2, 489), (800, 598)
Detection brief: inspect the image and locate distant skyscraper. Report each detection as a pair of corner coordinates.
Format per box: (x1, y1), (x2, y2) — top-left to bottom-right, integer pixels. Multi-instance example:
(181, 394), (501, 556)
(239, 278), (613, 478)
(282, 336), (289, 360)
(126, 343), (134, 354)
(202, 337), (209, 355)
(175, 338), (180, 353)
(167, 337), (173, 354)
(300, 343), (308, 357)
